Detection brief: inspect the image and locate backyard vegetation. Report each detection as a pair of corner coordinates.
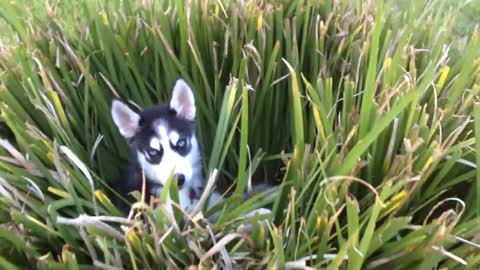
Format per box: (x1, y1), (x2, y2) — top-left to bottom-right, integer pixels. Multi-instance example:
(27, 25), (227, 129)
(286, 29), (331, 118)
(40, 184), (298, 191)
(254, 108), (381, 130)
(0, 0), (480, 269)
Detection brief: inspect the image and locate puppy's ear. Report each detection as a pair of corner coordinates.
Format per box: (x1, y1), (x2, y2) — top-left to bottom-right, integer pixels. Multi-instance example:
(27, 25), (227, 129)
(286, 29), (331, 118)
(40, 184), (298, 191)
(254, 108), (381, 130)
(170, 79), (196, 120)
(111, 99), (140, 138)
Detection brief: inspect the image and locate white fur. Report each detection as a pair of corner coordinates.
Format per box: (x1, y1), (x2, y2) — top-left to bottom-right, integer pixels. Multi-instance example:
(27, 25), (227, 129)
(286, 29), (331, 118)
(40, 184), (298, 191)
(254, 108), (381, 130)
(149, 137), (161, 150)
(169, 131), (180, 145)
(157, 190), (200, 215)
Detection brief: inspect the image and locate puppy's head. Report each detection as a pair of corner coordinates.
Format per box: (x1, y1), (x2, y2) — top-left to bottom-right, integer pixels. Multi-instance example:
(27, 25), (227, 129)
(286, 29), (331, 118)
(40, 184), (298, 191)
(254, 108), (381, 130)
(111, 79), (202, 192)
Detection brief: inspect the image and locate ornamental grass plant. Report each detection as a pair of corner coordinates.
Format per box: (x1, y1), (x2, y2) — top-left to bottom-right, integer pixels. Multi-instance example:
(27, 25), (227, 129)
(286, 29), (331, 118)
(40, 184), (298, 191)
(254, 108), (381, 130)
(0, 0), (480, 268)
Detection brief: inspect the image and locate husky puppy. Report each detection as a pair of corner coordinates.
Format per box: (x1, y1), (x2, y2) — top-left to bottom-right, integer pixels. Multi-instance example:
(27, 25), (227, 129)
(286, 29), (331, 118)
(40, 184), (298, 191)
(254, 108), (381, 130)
(111, 79), (272, 223)
(111, 79), (210, 214)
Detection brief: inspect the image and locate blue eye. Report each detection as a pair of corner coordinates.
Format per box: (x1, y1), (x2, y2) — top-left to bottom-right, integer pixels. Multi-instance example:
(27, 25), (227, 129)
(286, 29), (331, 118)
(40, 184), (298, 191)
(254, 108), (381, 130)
(147, 147), (160, 157)
(177, 139), (186, 148)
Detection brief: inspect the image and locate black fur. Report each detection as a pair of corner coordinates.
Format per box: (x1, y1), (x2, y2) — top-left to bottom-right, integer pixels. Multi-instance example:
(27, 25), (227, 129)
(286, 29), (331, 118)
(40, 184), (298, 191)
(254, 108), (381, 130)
(115, 162), (144, 213)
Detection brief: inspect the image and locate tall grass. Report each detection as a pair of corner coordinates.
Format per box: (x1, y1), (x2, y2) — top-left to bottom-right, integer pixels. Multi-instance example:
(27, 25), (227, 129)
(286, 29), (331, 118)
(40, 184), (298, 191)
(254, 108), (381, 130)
(0, 0), (479, 268)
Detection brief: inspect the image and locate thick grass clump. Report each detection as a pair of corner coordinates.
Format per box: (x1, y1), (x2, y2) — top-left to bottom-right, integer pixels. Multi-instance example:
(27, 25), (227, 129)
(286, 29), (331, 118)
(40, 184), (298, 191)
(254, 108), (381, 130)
(1, 0), (480, 268)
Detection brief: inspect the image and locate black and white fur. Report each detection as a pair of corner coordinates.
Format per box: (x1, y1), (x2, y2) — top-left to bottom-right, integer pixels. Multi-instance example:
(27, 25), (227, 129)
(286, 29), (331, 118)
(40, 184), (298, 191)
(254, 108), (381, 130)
(112, 79), (220, 214)
(112, 79), (272, 223)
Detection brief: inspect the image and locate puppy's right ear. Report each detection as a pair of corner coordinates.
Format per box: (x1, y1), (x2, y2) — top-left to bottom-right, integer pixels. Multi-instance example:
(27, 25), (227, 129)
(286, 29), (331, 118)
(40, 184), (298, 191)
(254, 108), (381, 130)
(111, 99), (140, 138)
(170, 79), (196, 121)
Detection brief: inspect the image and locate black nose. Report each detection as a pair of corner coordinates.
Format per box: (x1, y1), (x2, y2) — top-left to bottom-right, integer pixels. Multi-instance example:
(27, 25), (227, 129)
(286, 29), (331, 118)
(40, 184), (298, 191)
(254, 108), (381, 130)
(175, 174), (185, 188)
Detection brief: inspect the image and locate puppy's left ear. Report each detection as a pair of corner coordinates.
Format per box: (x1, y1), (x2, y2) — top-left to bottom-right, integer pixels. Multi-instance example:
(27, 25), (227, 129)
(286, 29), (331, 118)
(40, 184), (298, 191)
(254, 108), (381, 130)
(170, 79), (196, 120)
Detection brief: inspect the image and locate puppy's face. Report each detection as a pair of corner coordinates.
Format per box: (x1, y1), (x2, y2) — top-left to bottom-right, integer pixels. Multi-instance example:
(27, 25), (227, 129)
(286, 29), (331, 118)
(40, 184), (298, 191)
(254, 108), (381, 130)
(111, 79), (203, 208)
